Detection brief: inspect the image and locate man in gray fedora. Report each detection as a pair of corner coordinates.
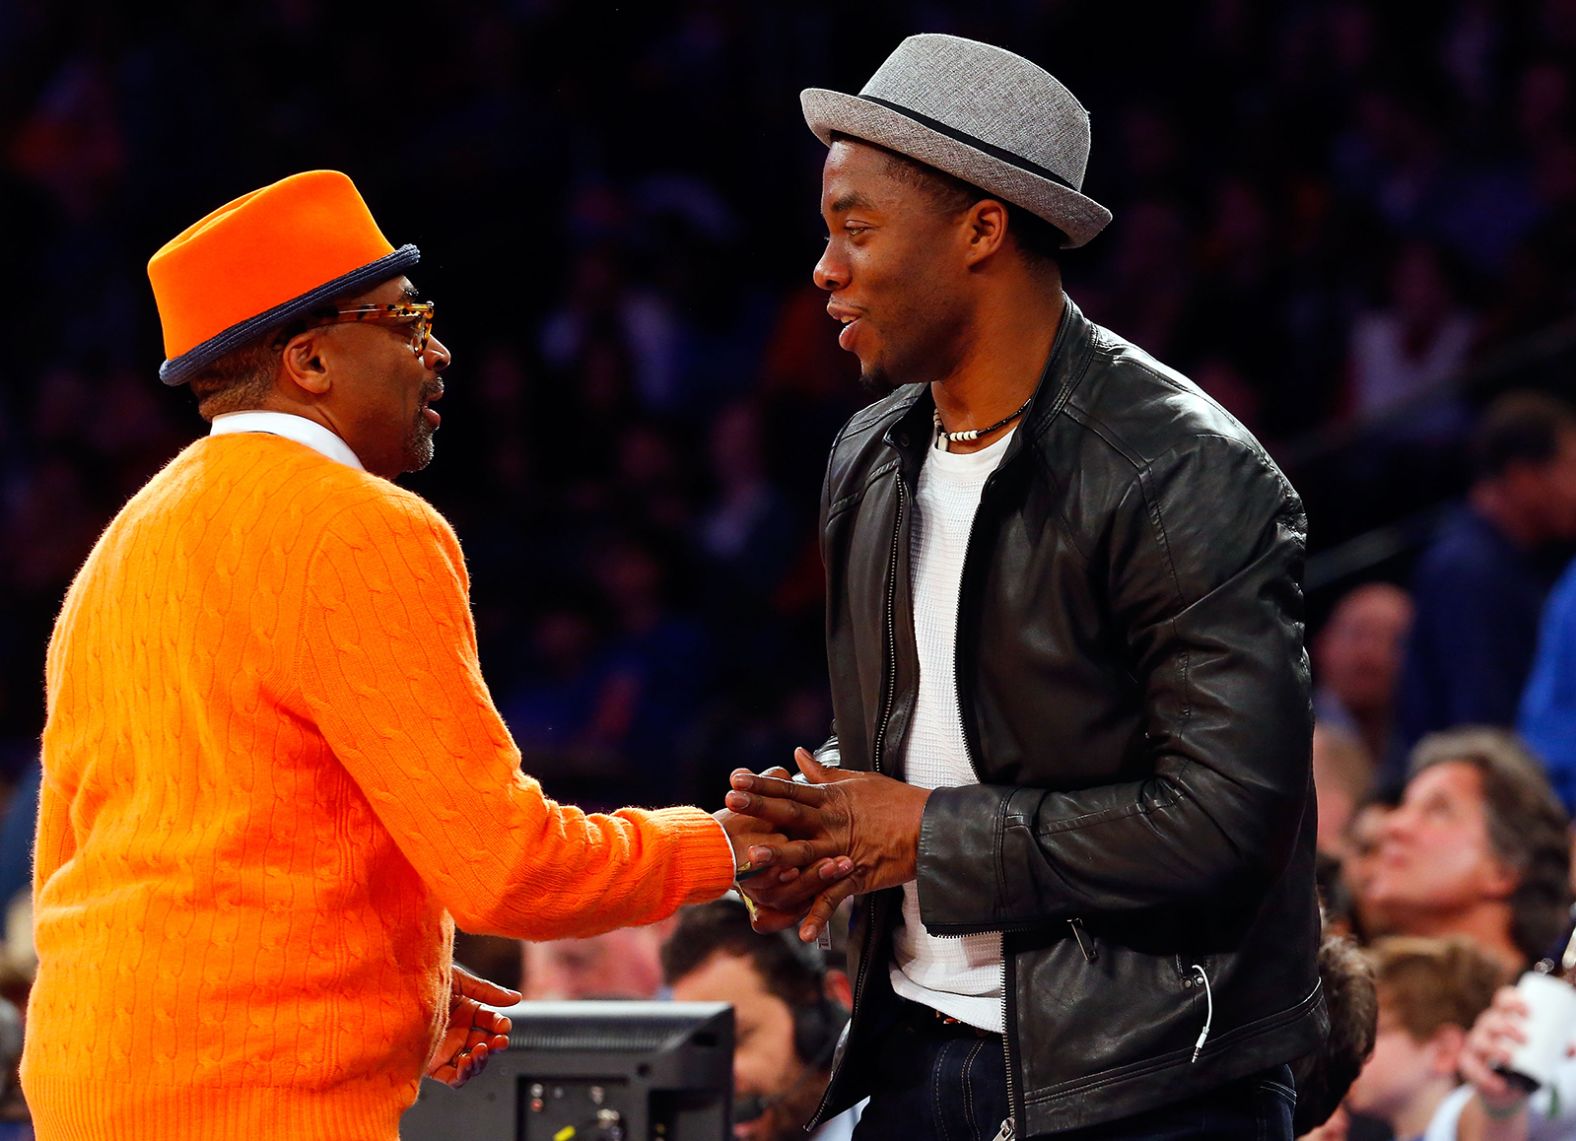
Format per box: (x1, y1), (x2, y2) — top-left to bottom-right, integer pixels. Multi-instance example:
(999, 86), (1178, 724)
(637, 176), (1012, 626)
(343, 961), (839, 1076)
(724, 33), (1325, 1139)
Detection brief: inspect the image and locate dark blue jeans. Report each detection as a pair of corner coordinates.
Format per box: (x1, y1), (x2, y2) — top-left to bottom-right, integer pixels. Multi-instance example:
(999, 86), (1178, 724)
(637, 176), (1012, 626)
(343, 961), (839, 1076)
(852, 1002), (1011, 1141)
(852, 999), (1295, 1140)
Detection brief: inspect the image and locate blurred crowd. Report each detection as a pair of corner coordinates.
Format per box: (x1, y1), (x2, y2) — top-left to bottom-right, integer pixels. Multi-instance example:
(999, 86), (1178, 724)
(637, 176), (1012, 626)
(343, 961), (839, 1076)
(6, 0), (1576, 807)
(5, 0), (1576, 1137)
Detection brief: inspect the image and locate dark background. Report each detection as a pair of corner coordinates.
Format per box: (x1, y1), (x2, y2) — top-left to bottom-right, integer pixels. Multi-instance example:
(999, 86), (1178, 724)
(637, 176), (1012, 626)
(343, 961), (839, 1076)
(3, 0), (1575, 809)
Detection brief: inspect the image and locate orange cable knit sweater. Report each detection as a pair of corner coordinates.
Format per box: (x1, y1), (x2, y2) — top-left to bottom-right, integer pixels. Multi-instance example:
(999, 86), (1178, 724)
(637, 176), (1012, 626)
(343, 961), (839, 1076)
(22, 432), (735, 1140)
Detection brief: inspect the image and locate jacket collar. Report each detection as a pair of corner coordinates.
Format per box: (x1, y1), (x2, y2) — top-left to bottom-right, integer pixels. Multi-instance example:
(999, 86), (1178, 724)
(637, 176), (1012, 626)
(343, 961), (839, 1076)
(881, 291), (1091, 476)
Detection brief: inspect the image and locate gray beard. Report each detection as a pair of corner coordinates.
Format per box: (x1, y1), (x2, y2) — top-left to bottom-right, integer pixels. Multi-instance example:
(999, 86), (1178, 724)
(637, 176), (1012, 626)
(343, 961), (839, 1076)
(403, 416), (436, 473)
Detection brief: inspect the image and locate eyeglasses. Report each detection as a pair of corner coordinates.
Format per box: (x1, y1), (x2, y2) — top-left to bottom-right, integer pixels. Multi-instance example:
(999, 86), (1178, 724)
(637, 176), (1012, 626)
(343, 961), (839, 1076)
(316, 301), (436, 356)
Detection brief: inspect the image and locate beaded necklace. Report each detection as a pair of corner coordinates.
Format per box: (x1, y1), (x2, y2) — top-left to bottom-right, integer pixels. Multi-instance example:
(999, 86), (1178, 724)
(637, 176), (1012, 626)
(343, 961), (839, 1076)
(932, 392), (1033, 451)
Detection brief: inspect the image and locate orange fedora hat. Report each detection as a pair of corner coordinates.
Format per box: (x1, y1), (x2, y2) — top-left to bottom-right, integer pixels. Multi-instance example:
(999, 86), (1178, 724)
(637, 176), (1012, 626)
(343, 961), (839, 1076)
(148, 170), (419, 385)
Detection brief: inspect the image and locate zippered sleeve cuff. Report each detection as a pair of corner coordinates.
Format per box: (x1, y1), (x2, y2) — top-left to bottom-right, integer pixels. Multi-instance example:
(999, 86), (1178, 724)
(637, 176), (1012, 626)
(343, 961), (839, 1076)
(915, 783), (1020, 930)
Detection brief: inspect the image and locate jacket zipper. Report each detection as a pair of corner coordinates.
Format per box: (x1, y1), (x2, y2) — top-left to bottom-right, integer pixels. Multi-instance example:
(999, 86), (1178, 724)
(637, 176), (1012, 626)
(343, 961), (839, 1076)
(869, 478), (905, 778)
(999, 945), (1018, 1141)
(809, 477), (906, 1129)
(1068, 917), (1097, 962)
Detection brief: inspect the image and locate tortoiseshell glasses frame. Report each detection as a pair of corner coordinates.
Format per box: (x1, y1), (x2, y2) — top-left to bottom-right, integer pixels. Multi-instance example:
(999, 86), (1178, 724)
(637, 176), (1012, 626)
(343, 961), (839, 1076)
(316, 301), (436, 355)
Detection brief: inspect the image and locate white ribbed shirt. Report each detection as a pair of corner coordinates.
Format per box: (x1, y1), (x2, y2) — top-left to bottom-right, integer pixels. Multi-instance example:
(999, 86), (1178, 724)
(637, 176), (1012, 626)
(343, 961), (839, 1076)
(889, 426), (1013, 1032)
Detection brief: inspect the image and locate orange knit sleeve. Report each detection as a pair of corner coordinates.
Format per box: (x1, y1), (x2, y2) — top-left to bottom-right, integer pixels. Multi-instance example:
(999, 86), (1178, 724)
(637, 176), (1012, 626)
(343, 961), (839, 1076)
(294, 488), (734, 939)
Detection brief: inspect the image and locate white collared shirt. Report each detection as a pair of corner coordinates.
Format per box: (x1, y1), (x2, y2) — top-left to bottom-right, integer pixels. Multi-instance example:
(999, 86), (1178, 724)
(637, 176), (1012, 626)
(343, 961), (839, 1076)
(209, 411), (364, 471)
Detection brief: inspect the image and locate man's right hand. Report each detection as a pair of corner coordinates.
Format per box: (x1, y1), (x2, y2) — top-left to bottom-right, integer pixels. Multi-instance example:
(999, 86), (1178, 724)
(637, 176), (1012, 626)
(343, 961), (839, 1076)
(718, 765), (854, 933)
(713, 766), (847, 902)
(726, 748), (929, 942)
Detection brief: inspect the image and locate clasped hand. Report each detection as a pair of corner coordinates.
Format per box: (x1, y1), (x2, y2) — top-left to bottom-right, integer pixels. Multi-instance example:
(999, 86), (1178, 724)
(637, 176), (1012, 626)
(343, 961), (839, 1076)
(721, 747), (930, 943)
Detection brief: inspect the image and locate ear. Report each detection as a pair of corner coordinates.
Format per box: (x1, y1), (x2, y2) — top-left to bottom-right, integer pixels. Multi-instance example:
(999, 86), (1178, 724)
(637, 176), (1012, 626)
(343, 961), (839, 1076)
(1427, 1023), (1467, 1077)
(280, 329), (332, 397)
(961, 198), (1010, 268)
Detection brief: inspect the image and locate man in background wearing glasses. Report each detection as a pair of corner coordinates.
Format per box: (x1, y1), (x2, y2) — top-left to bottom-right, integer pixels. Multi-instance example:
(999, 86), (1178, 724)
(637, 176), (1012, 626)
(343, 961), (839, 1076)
(21, 170), (786, 1141)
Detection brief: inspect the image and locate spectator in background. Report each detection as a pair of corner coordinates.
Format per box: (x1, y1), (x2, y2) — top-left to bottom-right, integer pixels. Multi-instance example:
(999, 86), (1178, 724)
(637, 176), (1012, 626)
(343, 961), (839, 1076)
(1338, 793), (1402, 942)
(1347, 241), (1475, 436)
(1518, 556), (1576, 814)
(1343, 936), (1507, 1141)
(1361, 728), (1571, 973)
(500, 598), (610, 778)
(0, 994), (21, 1140)
(612, 420), (700, 536)
(1453, 980), (1576, 1141)
(538, 241), (683, 417)
(523, 926), (670, 1001)
(8, 2), (1576, 873)
(1315, 581), (1414, 769)
(1086, 196), (1195, 367)
(698, 399), (796, 605)
(581, 530), (715, 805)
(0, 762), (39, 916)
(662, 898), (858, 1141)
(1394, 392), (1576, 783)
(695, 398), (800, 723)
(1314, 725), (1378, 859)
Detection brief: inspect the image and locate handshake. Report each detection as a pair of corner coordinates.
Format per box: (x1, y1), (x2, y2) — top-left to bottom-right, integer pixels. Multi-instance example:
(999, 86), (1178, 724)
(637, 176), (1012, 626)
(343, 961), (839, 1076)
(712, 746), (933, 943)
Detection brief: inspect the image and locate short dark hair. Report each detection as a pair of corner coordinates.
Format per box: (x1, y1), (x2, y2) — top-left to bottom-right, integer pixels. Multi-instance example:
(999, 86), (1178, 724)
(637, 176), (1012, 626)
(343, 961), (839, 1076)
(184, 286), (385, 421)
(1409, 727), (1573, 963)
(1470, 391), (1576, 482)
(187, 339), (280, 421)
(1291, 931), (1377, 1135)
(828, 133), (1067, 269)
(660, 897), (826, 1011)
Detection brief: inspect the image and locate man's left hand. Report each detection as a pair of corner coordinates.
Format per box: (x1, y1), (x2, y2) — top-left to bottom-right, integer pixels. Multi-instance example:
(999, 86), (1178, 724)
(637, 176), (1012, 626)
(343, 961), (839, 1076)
(427, 963), (521, 1088)
(725, 748), (929, 943)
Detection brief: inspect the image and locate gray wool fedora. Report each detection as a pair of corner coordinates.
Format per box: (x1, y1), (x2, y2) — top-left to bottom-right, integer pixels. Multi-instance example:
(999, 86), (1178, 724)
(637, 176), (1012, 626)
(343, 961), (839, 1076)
(801, 34), (1112, 249)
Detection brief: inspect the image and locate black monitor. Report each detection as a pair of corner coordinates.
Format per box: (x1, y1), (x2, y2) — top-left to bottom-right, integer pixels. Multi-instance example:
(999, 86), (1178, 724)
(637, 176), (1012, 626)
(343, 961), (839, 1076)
(401, 1000), (734, 1141)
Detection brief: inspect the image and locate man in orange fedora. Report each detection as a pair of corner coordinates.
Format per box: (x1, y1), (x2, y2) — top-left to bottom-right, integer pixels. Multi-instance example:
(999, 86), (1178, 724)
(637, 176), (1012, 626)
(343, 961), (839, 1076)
(22, 170), (797, 1140)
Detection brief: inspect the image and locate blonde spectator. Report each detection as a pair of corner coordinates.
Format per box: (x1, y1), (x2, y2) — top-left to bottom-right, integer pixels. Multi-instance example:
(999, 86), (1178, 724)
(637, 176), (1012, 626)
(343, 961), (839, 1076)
(1345, 936), (1507, 1138)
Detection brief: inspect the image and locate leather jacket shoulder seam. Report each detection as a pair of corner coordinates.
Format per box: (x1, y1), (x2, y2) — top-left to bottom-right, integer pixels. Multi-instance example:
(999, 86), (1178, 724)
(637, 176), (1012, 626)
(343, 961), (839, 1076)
(1131, 432), (1285, 600)
(827, 455), (900, 522)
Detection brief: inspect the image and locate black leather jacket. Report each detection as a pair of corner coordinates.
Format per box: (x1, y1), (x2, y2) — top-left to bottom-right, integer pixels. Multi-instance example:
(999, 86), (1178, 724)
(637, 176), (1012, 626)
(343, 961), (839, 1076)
(810, 297), (1326, 1135)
